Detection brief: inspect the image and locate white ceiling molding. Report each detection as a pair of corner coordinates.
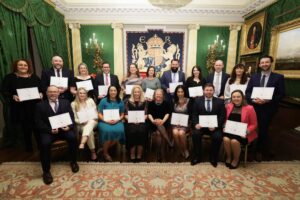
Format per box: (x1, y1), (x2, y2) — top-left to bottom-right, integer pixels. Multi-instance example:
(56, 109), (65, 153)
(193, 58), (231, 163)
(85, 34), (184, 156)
(51, 0), (276, 25)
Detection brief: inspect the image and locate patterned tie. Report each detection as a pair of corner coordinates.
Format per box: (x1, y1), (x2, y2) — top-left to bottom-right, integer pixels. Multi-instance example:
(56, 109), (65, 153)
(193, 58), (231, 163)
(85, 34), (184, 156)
(260, 75), (266, 87)
(215, 73), (220, 96)
(105, 74), (109, 86)
(207, 100), (211, 112)
(54, 101), (58, 113)
(172, 73), (176, 83)
(57, 69), (60, 77)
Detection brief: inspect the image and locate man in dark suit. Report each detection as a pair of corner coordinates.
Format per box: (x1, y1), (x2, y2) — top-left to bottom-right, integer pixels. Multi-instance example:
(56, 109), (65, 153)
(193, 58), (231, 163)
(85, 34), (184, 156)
(206, 60), (230, 99)
(94, 62), (121, 104)
(35, 85), (79, 185)
(41, 55), (74, 101)
(245, 55), (285, 161)
(191, 83), (226, 167)
(160, 59), (185, 101)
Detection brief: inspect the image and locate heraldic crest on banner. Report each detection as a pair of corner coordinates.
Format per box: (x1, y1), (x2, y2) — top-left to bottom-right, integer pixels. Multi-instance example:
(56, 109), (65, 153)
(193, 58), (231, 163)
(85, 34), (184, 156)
(127, 30), (184, 77)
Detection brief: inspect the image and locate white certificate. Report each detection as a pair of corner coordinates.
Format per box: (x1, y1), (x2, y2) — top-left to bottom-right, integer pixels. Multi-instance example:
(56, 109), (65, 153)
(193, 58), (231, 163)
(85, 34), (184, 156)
(103, 109), (120, 121)
(229, 84), (247, 95)
(145, 88), (155, 99)
(251, 87), (275, 100)
(77, 108), (98, 123)
(98, 85), (109, 96)
(224, 120), (248, 138)
(128, 110), (145, 123)
(199, 115), (218, 128)
(76, 80), (94, 91)
(171, 113), (189, 127)
(50, 76), (68, 88)
(49, 113), (73, 129)
(125, 85), (136, 95)
(169, 82), (183, 93)
(188, 86), (203, 97)
(16, 87), (40, 102)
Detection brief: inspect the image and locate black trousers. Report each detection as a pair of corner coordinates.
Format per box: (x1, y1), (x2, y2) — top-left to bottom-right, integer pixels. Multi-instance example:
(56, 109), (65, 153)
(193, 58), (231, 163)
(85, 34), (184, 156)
(192, 128), (222, 162)
(39, 130), (78, 172)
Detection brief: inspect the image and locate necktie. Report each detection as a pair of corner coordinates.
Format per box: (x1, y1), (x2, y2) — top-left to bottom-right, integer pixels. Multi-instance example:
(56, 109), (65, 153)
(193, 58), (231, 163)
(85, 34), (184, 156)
(260, 75), (266, 87)
(54, 101), (58, 113)
(172, 73), (176, 83)
(105, 74), (109, 86)
(206, 100), (211, 112)
(215, 73), (220, 96)
(57, 69), (60, 77)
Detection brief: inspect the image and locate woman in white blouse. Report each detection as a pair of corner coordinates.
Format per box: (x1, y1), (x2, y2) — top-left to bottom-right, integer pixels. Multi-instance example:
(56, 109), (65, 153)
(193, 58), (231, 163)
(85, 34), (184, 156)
(71, 87), (98, 161)
(224, 63), (249, 104)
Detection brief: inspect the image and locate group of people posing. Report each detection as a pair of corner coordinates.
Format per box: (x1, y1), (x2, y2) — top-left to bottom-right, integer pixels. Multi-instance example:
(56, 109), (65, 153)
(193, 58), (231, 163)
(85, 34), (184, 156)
(2, 55), (285, 184)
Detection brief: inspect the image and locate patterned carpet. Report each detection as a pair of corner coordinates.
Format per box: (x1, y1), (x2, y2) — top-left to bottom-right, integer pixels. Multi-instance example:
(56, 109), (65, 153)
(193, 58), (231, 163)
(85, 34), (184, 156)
(0, 162), (300, 199)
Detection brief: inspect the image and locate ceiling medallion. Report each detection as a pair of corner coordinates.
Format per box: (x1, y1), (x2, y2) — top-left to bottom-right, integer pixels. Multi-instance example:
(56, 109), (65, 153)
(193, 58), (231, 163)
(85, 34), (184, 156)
(148, 0), (192, 8)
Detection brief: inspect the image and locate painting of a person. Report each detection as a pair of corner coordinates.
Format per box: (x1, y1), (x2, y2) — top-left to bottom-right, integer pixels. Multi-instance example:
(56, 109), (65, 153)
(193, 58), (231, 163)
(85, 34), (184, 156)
(247, 22), (262, 50)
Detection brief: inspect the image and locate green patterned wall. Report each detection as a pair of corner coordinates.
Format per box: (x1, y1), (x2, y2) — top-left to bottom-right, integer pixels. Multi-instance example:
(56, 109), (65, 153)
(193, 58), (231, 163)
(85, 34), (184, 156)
(80, 25), (114, 74)
(196, 26), (230, 78)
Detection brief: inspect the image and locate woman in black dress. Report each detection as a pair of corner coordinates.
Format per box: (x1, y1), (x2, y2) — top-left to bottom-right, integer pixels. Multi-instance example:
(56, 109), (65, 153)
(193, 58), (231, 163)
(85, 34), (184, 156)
(2, 59), (42, 151)
(148, 89), (172, 162)
(125, 85), (148, 162)
(185, 65), (206, 98)
(70, 62), (95, 100)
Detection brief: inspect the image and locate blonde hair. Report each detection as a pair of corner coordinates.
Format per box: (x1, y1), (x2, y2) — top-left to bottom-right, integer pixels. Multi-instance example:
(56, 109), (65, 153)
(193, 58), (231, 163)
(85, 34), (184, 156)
(128, 85), (145, 103)
(73, 87), (89, 112)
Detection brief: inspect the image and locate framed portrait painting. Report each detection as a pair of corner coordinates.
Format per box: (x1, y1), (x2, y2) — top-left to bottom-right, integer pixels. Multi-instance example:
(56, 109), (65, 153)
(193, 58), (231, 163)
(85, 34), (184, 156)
(269, 18), (300, 79)
(240, 11), (266, 55)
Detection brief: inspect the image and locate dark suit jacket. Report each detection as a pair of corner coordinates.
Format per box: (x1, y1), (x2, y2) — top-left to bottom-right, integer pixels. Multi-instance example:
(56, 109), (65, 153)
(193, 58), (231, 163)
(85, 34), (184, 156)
(245, 72), (285, 114)
(192, 96), (226, 129)
(35, 99), (75, 134)
(41, 68), (74, 100)
(94, 73), (121, 96)
(160, 70), (185, 91)
(206, 71), (230, 97)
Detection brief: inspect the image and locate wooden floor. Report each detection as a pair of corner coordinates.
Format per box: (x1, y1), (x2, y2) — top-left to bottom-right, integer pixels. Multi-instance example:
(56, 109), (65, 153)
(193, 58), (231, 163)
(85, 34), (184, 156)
(1, 101), (300, 164)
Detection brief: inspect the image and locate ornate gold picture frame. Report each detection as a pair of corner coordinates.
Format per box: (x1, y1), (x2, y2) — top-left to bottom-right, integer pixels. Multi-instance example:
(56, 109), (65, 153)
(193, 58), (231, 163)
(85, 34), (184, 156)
(240, 11), (266, 55)
(269, 18), (300, 79)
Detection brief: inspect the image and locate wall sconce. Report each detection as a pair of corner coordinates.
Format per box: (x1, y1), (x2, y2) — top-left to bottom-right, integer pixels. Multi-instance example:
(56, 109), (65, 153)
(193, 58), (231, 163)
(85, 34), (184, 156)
(206, 35), (226, 73)
(85, 33), (104, 72)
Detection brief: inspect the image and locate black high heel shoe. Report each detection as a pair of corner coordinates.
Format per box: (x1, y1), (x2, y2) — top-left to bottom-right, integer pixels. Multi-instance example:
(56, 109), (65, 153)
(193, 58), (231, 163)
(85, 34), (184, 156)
(225, 162), (231, 168)
(229, 160), (240, 169)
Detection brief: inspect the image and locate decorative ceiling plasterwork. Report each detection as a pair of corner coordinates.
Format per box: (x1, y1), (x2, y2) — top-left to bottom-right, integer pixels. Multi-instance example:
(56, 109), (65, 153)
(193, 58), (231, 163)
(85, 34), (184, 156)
(51, 0), (276, 25)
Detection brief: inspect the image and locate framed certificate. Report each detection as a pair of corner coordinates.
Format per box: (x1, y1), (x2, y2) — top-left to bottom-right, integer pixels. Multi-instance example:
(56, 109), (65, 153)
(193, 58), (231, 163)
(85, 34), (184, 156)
(188, 86), (203, 97)
(16, 87), (40, 101)
(103, 109), (120, 121)
(171, 113), (189, 127)
(251, 87), (274, 100)
(199, 115), (218, 128)
(145, 88), (155, 99)
(49, 113), (73, 129)
(50, 76), (68, 88)
(77, 108), (98, 123)
(98, 85), (109, 96)
(76, 80), (94, 91)
(169, 82), (183, 93)
(128, 110), (145, 123)
(224, 120), (248, 137)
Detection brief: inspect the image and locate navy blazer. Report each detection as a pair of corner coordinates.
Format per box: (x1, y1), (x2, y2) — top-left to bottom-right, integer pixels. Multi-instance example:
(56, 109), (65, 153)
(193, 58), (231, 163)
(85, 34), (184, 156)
(35, 99), (75, 134)
(192, 96), (226, 129)
(41, 68), (74, 100)
(245, 72), (285, 113)
(94, 73), (121, 96)
(206, 71), (230, 97)
(160, 70), (185, 91)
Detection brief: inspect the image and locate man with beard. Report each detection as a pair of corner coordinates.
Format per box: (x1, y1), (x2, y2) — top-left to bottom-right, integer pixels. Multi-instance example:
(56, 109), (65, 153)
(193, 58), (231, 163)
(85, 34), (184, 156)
(160, 59), (185, 101)
(246, 55), (285, 161)
(41, 55), (74, 101)
(206, 60), (230, 99)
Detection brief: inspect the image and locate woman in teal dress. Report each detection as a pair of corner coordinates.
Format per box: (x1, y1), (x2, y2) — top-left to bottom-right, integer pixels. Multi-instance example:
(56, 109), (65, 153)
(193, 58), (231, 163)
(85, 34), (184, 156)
(98, 86), (125, 161)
